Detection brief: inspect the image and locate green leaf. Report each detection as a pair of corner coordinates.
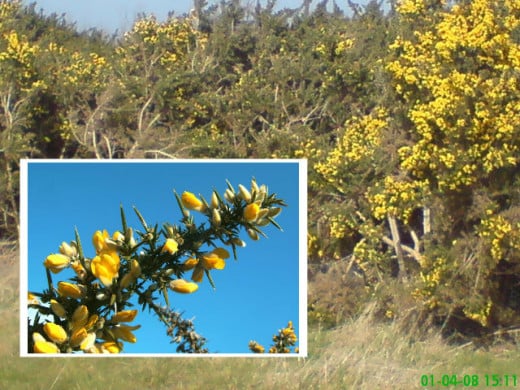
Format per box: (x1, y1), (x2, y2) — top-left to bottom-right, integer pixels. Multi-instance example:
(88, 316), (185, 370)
(120, 204), (128, 233)
(133, 206), (148, 230)
(74, 226), (84, 259)
(267, 216), (283, 231)
(162, 286), (170, 308)
(174, 189), (190, 219)
(205, 269), (216, 290)
(225, 179), (235, 193)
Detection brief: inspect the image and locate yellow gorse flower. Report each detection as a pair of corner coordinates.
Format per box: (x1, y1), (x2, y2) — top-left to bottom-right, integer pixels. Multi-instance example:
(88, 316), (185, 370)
(57, 282), (85, 299)
(182, 257), (198, 270)
(44, 253), (71, 274)
(112, 309), (138, 323)
(70, 327), (88, 347)
(71, 305), (89, 329)
(33, 339), (60, 353)
(50, 299), (66, 318)
(248, 340), (265, 353)
(111, 324), (141, 343)
(181, 191), (205, 211)
(59, 241), (77, 258)
(80, 332), (97, 351)
(28, 292), (39, 305)
(43, 323), (68, 344)
(170, 278), (199, 293)
(243, 203), (260, 222)
(92, 230), (110, 253)
(190, 247), (230, 282)
(91, 251), (120, 287)
(201, 250), (228, 270)
(100, 341), (121, 353)
(161, 238), (179, 254)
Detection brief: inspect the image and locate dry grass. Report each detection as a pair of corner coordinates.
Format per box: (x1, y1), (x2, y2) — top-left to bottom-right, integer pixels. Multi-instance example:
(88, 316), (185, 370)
(3, 242), (519, 389)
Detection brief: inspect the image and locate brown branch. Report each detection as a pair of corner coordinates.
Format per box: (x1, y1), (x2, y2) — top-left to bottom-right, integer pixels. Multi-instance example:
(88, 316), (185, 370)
(387, 215), (408, 282)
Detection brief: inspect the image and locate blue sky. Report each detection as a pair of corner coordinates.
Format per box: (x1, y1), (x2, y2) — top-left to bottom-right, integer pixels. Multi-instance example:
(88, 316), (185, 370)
(21, 0), (353, 34)
(22, 160), (305, 355)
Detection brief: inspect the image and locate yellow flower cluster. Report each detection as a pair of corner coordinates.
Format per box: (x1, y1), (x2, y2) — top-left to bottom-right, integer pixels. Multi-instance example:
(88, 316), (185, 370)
(315, 108), (388, 193)
(368, 176), (430, 222)
(32, 302), (140, 354)
(307, 233), (324, 260)
(352, 223), (387, 273)
(334, 36), (354, 56)
(123, 16), (207, 73)
(463, 299), (492, 328)
(32, 180), (287, 354)
(180, 247), (229, 285)
(91, 230), (121, 287)
(0, 0), (18, 19)
(169, 178), (283, 293)
(329, 213), (355, 240)
(0, 30), (38, 83)
(478, 214), (520, 262)
(61, 51), (111, 90)
(411, 256), (448, 309)
(35, 230), (141, 353)
(249, 321), (298, 354)
(388, 0), (520, 191)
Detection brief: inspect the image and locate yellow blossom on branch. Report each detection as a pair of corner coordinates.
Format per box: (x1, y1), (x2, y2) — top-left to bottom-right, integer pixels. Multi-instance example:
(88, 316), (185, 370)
(44, 254), (71, 274)
(170, 278), (199, 293)
(161, 238), (179, 254)
(112, 310), (138, 323)
(43, 323), (68, 344)
(110, 324), (141, 343)
(91, 251), (120, 287)
(181, 191), (205, 211)
(57, 282), (85, 299)
(33, 332), (60, 354)
(243, 203), (260, 222)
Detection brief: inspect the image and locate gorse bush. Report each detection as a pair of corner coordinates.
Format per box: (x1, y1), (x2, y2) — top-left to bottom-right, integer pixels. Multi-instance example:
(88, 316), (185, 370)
(313, 0), (520, 337)
(28, 178), (287, 353)
(5, 0), (520, 343)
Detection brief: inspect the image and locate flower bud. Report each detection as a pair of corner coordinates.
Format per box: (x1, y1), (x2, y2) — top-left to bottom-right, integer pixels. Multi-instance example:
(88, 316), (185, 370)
(44, 254), (71, 274)
(57, 282), (86, 299)
(50, 299), (67, 318)
(70, 327), (88, 347)
(211, 191), (219, 208)
(96, 292), (107, 301)
(224, 188), (235, 202)
(170, 279), (199, 294)
(112, 231), (124, 243)
(256, 218), (270, 226)
(119, 272), (135, 289)
(112, 309), (138, 323)
(72, 305), (89, 329)
(43, 322), (68, 344)
(131, 259), (141, 277)
(238, 184), (252, 202)
(212, 208), (221, 226)
(59, 241), (77, 258)
(247, 228), (259, 241)
(268, 207), (282, 217)
(231, 237), (247, 247)
(166, 225), (174, 237)
(80, 332), (97, 350)
(251, 178), (259, 194)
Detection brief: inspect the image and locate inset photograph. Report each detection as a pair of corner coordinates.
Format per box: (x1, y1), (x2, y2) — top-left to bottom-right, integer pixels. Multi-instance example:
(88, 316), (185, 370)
(21, 159), (306, 356)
